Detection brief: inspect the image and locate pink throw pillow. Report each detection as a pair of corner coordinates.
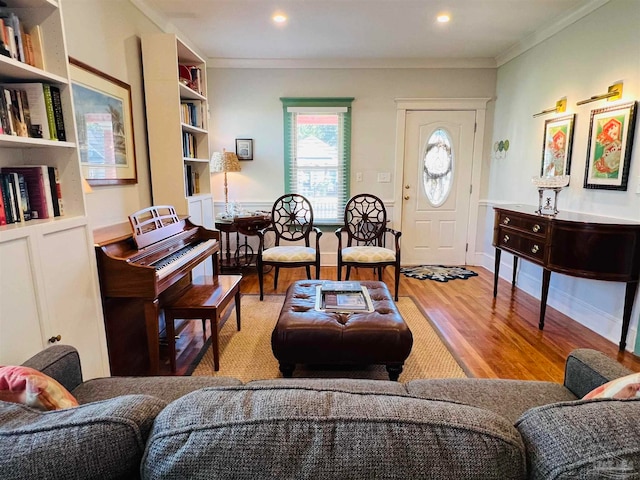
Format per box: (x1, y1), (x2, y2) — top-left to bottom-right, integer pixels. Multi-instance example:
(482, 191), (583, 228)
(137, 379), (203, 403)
(0, 365), (79, 410)
(583, 372), (640, 400)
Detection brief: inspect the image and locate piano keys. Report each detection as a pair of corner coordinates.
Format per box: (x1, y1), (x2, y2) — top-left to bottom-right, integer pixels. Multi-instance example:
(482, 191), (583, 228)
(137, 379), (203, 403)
(94, 206), (220, 375)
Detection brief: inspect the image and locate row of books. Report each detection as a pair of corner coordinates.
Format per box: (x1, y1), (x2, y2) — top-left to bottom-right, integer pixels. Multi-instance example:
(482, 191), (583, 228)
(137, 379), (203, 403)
(182, 131), (197, 158)
(0, 83), (66, 140)
(184, 164), (200, 197)
(0, 166), (63, 225)
(0, 13), (44, 69)
(180, 101), (204, 129)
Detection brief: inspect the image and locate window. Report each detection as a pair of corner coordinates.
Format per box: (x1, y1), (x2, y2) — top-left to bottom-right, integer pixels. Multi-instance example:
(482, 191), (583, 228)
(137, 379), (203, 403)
(281, 97), (353, 224)
(423, 127), (453, 207)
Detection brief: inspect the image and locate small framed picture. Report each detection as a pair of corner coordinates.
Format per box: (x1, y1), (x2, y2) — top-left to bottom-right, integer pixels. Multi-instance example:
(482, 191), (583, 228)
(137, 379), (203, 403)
(584, 101), (637, 191)
(540, 114), (575, 178)
(236, 138), (253, 160)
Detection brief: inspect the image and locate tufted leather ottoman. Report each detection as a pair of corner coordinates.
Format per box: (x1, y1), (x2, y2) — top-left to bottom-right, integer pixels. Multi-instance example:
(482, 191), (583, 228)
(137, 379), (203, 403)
(271, 280), (413, 380)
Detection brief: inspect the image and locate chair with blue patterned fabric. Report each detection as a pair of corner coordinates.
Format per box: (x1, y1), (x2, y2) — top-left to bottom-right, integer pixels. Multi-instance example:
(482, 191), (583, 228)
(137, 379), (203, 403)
(335, 193), (401, 300)
(257, 194), (322, 300)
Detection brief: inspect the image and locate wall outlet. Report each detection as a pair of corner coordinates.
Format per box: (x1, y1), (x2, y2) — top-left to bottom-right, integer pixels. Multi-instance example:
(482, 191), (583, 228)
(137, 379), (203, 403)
(356, 172), (363, 182)
(377, 172), (391, 183)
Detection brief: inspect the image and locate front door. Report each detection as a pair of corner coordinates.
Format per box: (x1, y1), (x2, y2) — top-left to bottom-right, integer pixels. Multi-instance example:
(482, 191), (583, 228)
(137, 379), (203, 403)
(401, 110), (476, 265)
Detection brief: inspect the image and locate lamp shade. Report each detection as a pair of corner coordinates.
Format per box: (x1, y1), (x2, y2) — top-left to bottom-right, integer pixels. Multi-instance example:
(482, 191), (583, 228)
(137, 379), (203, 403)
(211, 150), (241, 173)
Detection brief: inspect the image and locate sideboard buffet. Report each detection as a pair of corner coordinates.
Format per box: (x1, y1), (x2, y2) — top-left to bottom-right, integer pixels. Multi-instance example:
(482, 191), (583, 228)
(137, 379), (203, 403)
(493, 204), (640, 351)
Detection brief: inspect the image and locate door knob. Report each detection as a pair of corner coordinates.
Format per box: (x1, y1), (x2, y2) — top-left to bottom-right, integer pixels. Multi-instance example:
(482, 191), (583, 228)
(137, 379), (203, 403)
(404, 195), (410, 200)
(405, 184), (410, 189)
(48, 335), (62, 343)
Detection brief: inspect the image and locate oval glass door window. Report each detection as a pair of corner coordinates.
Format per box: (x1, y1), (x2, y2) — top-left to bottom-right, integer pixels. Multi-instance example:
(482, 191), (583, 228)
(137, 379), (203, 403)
(423, 128), (453, 206)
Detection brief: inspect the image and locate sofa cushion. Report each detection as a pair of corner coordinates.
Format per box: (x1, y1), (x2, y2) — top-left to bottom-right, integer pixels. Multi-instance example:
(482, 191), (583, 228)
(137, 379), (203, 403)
(247, 377), (409, 395)
(142, 385), (526, 480)
(72, 375), (243, 404)
(0, 394), (166, 480)
(516, 398), (640, 479)
(583, 372), (640, 399)
(406, 378), (577, 423)
(0, 366), (79, 410)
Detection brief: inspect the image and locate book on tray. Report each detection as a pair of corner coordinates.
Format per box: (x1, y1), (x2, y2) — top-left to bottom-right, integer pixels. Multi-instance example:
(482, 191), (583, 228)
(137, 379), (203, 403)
(320, 281), (363, 293)
(315, 284), (374, 313)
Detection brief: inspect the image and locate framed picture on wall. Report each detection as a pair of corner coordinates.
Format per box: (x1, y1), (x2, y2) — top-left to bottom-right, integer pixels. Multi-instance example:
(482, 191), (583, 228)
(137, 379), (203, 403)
(540, 114), (575, 178)
(69, 57), (138, 186)
(584, 101), (637, 191)
(236, 138), (253, 160)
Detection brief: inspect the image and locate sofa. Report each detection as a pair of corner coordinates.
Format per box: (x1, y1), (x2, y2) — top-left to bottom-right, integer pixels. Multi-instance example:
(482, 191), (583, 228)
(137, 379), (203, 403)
(1, 345), (639, 479)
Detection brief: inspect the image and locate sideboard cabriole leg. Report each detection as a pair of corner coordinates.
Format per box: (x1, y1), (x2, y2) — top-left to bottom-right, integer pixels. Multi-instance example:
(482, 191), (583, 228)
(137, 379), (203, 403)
(619, 282), (639, 351)
(493, 248), (501, 298)
(539, 269), (551, 330)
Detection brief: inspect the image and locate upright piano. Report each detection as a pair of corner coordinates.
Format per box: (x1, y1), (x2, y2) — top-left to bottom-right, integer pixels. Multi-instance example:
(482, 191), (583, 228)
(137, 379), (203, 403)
(94, 206), (220, 375)
(493, 204), (640, 351)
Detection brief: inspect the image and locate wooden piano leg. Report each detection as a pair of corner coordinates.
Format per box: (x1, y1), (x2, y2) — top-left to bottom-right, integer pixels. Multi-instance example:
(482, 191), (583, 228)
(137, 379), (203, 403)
(539, 269), (551, 330)
(619, 282), (639, 351)
(512, 257), (519, 287)
(144, 299), (160, 375)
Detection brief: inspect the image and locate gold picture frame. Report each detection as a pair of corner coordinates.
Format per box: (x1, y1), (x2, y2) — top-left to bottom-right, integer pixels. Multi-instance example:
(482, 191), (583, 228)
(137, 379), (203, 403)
(69, 58), (137, 185)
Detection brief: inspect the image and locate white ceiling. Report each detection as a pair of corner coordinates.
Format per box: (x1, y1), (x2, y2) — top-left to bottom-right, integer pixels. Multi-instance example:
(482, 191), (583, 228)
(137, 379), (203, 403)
(135, 0), (604, 67)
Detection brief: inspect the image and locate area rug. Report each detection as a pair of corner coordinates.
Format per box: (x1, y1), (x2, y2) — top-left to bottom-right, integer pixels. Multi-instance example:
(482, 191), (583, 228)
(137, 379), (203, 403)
(189, 295), (468, 382)
(400, 265), (478, 282)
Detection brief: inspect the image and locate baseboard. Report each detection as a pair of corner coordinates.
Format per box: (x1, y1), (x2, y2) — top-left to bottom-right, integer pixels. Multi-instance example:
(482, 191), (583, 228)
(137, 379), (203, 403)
(476, 251), (638, 352)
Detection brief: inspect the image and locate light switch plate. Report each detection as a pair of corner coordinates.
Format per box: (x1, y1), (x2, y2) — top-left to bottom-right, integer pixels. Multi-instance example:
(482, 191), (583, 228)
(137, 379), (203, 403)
(377, 172), (391, 183)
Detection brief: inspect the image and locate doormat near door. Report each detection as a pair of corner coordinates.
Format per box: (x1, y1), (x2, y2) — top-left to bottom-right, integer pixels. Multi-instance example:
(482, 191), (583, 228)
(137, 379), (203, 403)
(400, 265), (478, 282)
(188, 295), (468, 382)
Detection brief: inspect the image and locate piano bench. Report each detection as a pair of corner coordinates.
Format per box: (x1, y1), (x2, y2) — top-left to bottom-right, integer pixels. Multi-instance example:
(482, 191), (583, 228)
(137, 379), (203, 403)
(164, 275), (243, 373)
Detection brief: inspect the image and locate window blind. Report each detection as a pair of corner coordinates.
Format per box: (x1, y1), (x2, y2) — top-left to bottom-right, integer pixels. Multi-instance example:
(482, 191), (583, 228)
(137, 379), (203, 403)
(281, 97), (353, 224)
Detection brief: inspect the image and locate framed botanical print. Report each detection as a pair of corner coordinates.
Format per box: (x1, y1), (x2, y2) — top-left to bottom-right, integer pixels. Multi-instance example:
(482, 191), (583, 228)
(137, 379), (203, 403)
(540, 114), (575, 177)
(584, 101), (637, 190)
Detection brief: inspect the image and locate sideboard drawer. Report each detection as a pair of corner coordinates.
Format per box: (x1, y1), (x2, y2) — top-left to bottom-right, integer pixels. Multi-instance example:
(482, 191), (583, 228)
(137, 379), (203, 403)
(496, 230), (546, 264)
(497, 212), (547, 237)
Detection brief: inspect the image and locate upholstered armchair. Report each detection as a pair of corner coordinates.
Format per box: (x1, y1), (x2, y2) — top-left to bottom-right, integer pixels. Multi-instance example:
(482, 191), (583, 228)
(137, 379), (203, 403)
(257, 194), (322, 300)
(335, 193), (401, 300)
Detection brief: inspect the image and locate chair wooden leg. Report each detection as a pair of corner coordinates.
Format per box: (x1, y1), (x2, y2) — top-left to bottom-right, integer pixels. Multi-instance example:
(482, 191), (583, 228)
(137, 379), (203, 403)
(377, 267), (383, 281)
(316, 262), (321, 279)
(346, 266), (351, 280)
(258, 258), (265, 301)
(274, 267), (280, 289)
(394, 266), (400, 301)
(337, 262), (342, 281)
(305, 265), (312, 279)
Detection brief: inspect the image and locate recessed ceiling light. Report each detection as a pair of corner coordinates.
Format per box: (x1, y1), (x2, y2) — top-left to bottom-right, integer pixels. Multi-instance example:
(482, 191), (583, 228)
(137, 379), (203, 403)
(437, 13), (450, 23)
(272, 13), (287, 24)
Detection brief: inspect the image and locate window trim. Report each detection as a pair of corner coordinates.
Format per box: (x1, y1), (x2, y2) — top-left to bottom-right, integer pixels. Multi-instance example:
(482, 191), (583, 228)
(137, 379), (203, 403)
(281, 97), (354, 225)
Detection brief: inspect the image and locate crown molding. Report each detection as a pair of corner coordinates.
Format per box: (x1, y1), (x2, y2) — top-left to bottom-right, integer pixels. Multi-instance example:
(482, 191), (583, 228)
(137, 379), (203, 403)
(207, 57), (497, 69)
(129, 0), (208, 61)
(495, 0), (610, 66)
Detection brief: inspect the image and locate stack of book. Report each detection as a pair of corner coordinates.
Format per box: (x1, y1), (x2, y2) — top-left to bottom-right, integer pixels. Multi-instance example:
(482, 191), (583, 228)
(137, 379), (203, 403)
(0, 165), (63, 225)
(316, 281), (373, 313)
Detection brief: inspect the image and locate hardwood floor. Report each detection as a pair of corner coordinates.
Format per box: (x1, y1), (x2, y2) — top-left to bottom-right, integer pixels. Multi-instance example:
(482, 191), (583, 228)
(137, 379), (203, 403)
(165, 265), (640, 381)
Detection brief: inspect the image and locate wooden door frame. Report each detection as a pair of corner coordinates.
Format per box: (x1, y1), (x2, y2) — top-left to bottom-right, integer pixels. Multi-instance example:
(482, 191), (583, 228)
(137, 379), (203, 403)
(394, 98), (490, 265)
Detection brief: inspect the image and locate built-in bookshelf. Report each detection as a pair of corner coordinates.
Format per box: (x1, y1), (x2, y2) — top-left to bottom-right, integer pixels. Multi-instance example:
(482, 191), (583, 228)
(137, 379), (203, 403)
(141, 34), (212, 214)
(141, 33), (214, 275)
(0, 0), (109, 379)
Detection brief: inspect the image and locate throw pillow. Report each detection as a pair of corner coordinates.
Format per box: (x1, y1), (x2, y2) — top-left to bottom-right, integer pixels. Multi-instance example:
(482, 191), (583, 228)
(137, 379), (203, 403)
(583, 372), (640, 400)
(0, 365), (79, 410)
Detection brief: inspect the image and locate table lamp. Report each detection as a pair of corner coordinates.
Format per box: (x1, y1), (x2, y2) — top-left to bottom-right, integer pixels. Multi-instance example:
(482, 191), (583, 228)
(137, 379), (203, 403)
(211, 149), (242, 214)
